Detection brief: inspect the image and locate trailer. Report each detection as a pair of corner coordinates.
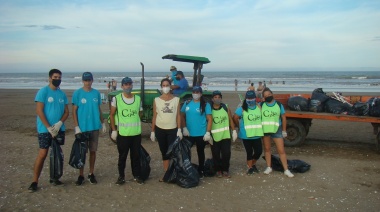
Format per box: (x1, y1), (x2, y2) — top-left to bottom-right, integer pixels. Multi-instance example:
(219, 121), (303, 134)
(272, 94), (380, 152)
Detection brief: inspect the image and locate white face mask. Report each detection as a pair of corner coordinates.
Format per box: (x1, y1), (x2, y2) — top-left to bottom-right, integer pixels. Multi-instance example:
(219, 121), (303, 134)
(162, 87), (170, 94)
(192, 93), (201, 100)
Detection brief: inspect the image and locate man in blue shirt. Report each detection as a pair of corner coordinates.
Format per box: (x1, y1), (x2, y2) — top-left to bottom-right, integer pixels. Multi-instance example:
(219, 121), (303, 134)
(72, 72), (106, 186)
(171, 71), (188, 96)
(28, 69), (69, 192)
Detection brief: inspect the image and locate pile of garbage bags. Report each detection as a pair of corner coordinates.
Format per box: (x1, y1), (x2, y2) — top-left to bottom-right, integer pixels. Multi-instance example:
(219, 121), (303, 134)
(262, 154), (311, 173)
(287, 88), (379, 117)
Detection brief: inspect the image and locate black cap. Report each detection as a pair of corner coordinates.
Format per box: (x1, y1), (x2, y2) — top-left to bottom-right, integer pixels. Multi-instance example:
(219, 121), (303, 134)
(245, 90), (256, 99)
(212, 90), (222, 98)
(192, 86), (202, 93)
(121, 77), (133, 84)
(82, 72), (93, 81)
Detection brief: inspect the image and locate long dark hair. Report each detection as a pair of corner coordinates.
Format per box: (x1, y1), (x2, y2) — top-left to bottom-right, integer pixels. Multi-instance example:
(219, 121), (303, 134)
(199, 96), (207, 114)
(242, 98), (249, 112)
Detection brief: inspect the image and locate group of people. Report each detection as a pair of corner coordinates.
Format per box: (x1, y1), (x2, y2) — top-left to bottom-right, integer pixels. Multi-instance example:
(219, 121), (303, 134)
(28, 68), (294, 193)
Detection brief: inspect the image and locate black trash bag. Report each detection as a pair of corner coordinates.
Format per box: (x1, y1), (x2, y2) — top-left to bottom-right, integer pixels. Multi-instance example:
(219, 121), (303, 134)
(348, 102), (369, 116)
(262, 154), (311, 173)
(288, 96), (310, 111)
(163, 137), (200, 188)
(50, 138), (64, 180)
(324, 98), (352, 114)
(69, 134), (87, 169)
(203, 158), (216, 177)
(367, 97), (380, 117)
(309, 88), (329, 112)
(139, 145), (151, 181)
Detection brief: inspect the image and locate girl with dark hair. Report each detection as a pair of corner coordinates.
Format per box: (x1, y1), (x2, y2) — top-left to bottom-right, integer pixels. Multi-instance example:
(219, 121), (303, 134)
(181, 86), (212, 178)
(233, 90), (264, 175)
(261, 87), (294, 178)
(151, 78), (182, 181)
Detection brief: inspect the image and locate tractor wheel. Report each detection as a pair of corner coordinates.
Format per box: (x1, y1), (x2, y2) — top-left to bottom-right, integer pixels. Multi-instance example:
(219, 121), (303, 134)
(284, 119), (307, 147)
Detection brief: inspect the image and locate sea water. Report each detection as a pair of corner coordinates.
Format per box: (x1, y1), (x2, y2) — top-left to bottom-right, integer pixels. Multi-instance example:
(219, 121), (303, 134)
(0, 71), (379, 93)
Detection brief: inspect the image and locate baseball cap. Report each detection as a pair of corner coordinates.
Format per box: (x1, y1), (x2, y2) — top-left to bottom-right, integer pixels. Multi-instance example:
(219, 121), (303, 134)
(82, 72), (93, 81)
(175, 71), (184, 76)
(212, 90), (222, 98)
(192, 86), (203, 93)
(245, 90), (256, 99)
(121, 77), (133, 85)
(170, 66), (177, 71)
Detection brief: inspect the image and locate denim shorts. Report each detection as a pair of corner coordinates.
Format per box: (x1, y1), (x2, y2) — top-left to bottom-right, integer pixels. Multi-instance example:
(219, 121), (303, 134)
(264, 125), (283, 139)
(38, 131), (65, 149)
(83, 130), (99, 152)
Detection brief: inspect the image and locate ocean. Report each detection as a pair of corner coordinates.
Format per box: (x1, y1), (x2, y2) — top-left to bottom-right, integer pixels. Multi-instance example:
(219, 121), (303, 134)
(0, 71), (379, 93)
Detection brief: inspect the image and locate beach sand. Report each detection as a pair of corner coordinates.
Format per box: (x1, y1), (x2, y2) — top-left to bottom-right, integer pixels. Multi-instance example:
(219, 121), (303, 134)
(0, 89), (379, 211)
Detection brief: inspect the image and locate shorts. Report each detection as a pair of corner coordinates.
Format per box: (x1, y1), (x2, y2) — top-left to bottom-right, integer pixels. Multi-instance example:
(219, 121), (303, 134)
(264, 125), (283, 139)
(83, 130), (99, 152)
(38, 131), (65, 149)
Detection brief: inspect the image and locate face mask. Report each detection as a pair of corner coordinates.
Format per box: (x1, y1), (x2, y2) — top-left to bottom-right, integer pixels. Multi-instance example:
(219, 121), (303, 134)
(246, 99), (256, 106)
(162, 87), (170, 94)
(213, 99), (222, 105)
(265, 96), (274, 102)
(192, 93), (201, 100)
(52, 79), (61, 87)
(123, 87), (132, 94)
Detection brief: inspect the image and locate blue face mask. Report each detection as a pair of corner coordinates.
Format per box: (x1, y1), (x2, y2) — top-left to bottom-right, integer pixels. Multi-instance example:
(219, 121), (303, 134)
(246, 99), (256, 107)
(123, 87), (132, 94)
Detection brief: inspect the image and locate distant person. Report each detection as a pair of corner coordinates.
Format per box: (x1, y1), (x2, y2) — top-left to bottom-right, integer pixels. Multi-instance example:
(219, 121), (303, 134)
(234, 79), (238, 87)
(261, 87), (294, 178)
(28, 69), (69, 192)
(256, 81), (264, 98)
(263, 80), (267, 88)
(171, 71), (188, 96)
(169, 66), (178, 85)
(151, 78), (182, 181)
(110, 77), (144, 185)
(247, 83), (255, 91)
(72, 72), (106, 186)
(112, 79), (117, 91)
(283, 81), (285, 85)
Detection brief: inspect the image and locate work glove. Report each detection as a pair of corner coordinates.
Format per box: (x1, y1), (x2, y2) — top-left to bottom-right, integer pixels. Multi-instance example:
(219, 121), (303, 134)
(177, 128), (183, 140)
(102, 123), (107, 133)
(232, 130), (238, 142)
(75, 126), (82, 135)
(282, 131), (288, 138)
(150, 132), (156, 142)
(182, 127), (190, 137)
(51, 121), (62, 134)
(208, 136), (213, 145)
(111, 130), (118, 141)
(203, 132), (211, 142)
(47, 126), (58, 138)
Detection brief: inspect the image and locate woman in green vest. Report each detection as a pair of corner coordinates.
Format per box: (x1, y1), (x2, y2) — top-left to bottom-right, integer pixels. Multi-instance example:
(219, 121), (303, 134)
(110, 77), (145, 185)
(261, 87), (294, 178)
(233, 91), (264, 175)
(210, 90), (237, 178)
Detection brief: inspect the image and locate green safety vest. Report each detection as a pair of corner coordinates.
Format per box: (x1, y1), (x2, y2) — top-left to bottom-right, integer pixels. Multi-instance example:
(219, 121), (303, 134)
(242, 107), (264, 137)
(116, 94), (141, 136)
(261, 102), (281, 133)
(211, 104), (231, 142)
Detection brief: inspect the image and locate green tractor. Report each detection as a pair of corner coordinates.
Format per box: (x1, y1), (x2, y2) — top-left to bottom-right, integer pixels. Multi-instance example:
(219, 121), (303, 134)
(104, 54), (212, 142)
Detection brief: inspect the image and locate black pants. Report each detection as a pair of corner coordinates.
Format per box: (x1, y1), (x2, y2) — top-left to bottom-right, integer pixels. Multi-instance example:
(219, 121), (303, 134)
(242, 138), (262, 161)
(116, 133), (141, 178)
(211, 139), (231, 172)
(155, 126), (177, 160)
(187, 136), (207, 172)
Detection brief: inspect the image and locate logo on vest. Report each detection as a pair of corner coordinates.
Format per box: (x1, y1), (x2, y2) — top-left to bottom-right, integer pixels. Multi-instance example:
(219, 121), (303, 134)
(122, 109), (138, 117)
(247, 114), (261, 121)
(262, 110), (279, 117)
(213, 116), (227, 124)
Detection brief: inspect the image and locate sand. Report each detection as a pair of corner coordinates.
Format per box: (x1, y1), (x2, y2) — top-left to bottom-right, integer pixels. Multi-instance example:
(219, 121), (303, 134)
(0, 89), (379, 211)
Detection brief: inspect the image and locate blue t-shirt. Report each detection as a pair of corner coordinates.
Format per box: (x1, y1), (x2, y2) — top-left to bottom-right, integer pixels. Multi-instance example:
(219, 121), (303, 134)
(234, 106), (261, 139)
(181, 100), (212, 136)
(261, 100), (285, 125)
(171, 71), (178, 85)
(173, 78), (189, 95)
(35, 86), (68, 133)
(72, 88), (102, 132)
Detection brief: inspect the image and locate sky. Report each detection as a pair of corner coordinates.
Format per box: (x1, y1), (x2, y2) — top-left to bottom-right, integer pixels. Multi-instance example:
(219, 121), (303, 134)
(0, 0), (380, 73)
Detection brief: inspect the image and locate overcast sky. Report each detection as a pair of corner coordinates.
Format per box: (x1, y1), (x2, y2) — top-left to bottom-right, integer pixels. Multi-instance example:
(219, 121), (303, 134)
(0, 0), (379, 73)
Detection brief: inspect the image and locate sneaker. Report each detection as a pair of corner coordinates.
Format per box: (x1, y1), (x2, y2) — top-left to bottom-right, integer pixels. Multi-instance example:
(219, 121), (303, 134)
(247, 167), (255, 175)
(115, 176), (125, 185)
(284, 169), (294, 178)
(263, 167), (273, 175)
(198, 171), (204, 179)
(28, 182), (38, 192)
(252, 165), (259, 173)
(216, 171), (223, 178)
(223, 172), (231, 178)
(75, 175), (85, 186)
(88, 174), (97, 184)
(49, 179), (64, 186)
(135, 177), (144, 185)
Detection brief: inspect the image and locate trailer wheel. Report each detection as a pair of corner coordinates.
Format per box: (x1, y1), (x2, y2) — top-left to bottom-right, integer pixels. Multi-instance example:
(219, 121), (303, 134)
(376, 131), (380, 153)
(285, 119), (307, 147)
(109, 124), (117, 144)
